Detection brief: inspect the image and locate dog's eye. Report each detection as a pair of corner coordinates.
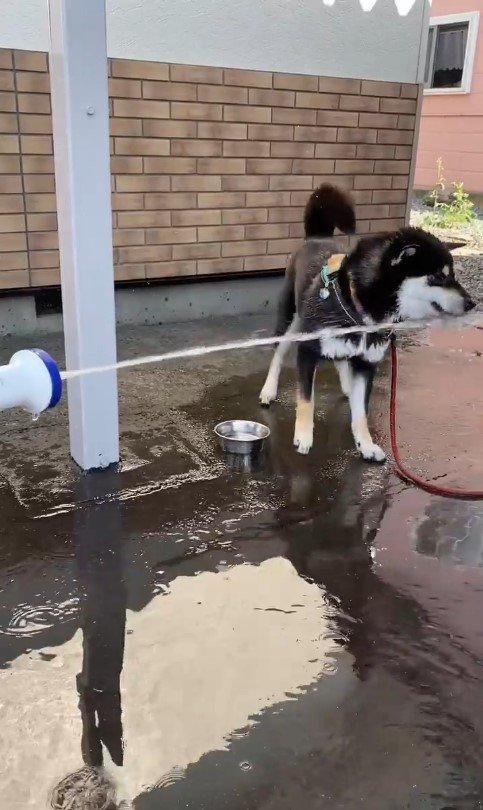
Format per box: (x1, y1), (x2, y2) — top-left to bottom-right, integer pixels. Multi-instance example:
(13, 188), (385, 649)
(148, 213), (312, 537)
(428, 269), (445, 285)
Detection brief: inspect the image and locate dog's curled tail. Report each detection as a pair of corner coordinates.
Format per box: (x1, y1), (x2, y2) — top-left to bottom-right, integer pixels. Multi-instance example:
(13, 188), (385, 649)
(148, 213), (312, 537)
(304, 183), (356, 239)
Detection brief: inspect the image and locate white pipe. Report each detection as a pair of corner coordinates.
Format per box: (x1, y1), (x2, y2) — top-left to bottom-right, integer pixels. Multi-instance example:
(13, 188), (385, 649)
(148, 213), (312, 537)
(0, 349), (62, 416)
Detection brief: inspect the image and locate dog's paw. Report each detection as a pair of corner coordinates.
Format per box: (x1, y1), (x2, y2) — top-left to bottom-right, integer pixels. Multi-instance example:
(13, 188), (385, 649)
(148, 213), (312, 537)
(294, 430), (313, 455)
(259, 383), (277, 407)
(358, 441), (386, 464)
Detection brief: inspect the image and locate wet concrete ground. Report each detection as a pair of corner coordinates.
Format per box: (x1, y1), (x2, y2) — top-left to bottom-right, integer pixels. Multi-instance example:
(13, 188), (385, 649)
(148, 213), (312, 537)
(0, 315), (482, 809)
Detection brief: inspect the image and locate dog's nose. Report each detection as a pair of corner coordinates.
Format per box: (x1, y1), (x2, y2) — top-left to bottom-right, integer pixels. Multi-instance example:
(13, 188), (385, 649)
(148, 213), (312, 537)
(464, 297), (476, 312)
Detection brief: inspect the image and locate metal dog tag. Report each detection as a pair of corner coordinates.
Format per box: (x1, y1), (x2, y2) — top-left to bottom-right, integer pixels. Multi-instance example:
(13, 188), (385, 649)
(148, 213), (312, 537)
(319, 287), (330, 300)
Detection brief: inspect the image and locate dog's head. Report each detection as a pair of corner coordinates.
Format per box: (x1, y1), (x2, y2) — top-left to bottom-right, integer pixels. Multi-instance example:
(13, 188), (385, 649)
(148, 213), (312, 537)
(385, 228), (475, 320)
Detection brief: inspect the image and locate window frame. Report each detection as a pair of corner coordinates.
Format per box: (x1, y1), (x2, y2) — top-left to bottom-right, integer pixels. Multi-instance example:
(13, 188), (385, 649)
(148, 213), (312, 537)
(424, 11), (480, 95)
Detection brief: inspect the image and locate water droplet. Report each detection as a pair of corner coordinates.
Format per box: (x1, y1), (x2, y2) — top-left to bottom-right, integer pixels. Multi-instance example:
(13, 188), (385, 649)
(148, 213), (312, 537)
(239, 761), (252, 772)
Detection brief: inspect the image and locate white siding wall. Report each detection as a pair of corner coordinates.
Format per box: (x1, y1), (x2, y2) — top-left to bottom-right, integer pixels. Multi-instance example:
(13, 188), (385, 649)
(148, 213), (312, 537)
(2, 0), (429, 83)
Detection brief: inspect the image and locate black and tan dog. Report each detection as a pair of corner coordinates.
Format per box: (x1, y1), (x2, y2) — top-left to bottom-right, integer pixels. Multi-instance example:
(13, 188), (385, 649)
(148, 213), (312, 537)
(260, 184), (475, 462)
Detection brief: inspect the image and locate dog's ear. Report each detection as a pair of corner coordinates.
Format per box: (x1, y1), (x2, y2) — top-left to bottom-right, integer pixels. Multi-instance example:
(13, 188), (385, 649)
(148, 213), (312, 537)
(390, 244), (418, 267)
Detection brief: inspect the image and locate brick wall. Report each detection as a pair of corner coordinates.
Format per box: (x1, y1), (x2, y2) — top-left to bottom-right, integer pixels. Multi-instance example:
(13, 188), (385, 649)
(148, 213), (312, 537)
(0, 48), (419, 291)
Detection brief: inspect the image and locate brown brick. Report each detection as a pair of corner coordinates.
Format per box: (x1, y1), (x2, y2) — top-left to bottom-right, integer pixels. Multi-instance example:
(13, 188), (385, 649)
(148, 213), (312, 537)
(0, 175), (22, 193)
(249, 88), (295, 107)
(198, 224), (244, 242)
(143, 119), (197, 138)
(143, 80), (197, 101)
(19, 113), (52, 134)
(0, 112), (17, 133)
(16, 72), (49, 93)
(354, 175), (392, 190)
(198, 191), (245, 208)
(170, 64), (223, 84)
(246, 158), (292, 175)
(108, 78), (142, 98)
(0, 251), (28, 271)
(1, 134), (19, 153)
(0, 214), (24, 233)
(112, 59), (169, 81)
(116, 175), (170, 192)
(145, 260), (197, 278)
(305, 176), (353, 194)
(294, 126), (336, 142)
(197, 257), (243, 275)
(248, 124), (293, 141)
(13, 50), (47, 72)
(292, 158), (335, 174)
(359, 112), (398, 129)
(356, 144), (395, 159)
(289, 223), (304, 238)
(222, 207), (268, 225)
(17, 93), (50, 114)
(296, 92), (339, 110)
(0, 154), (20, 174)
(0, 92), (15, 112)
(26, 212), (56, 231)
(272, 107), (316, 125)
(28, 231), (57, 250)
(119, 245), (172, 263)
(223, 105), (271, 124)
(144, 156), (196, 173)
(392, 175), (409, 189)
(222, 239), (267, 257)
(172, 139), (222, 157)
(0, 71), (14, 92)
(172, 101), (222, 121)
(146, 226), (196, 245)
(351, 190), (372, 204)
(340, 95), (379, 112)
(117, 211), (171, 228)
(0, 269), (29, 288)
(223, 141), (270, 157)
(198, 121), (247, 140)
(109, 118), (142, 137)
(267, 238), (300, 254)
(199, 85), (247, 104)
(380, 97), (417, 114)
(315, 143), (356, 159)
(244, 253), (287, 271)
(400, 83), (419, 99)
(24, 193), (56, 212)
(372, 189), (407, 204)
(145, 192), (197, 209)
(316, 110), (359, 127)
(115, 137), (169, 156)
(30, 250), (59, 269)
(389, 204), (407, 217)
(224, 68), (272, 88)
(24, 177), (55, 196)
(171, 175), (221, 192)
(274, 73), (317, 92)
(0, 51), (13, 70)
(110, 156), (143, 174)
(361, 80), (401, 97)
(197, 157), (245, 174)
(172, 209), (221, 227)
(374, 159), (410, 175)
(335, 159), (374, 174)
(395, 145), (412, 160)
(356, 204), (390, 219)
(245, 223), (289, 239)
(114, 263), (146, 281)
(0, 194), (23, 213)
(113, 228), (145, 246)
(222, 175), (268, 191)
(369, 217), (405, 232)
(319, 76), (360, 94)
(377, 129), (413, 145)
(113, 99), (169, 119)
(0, 232), (27, 251)
(270, 142), (311, 159)
(268, 206), (303, 223)
(20, 134), (52, 154)
(246, 191), (291, 207)
(30, 268), (61, 286)
(270, 176), (314, 190)
(173, 242), (220, 260)
(397, 114), (416, 130)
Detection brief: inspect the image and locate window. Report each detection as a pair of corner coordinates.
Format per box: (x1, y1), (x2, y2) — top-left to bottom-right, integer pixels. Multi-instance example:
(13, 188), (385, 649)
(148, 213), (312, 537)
(424, 12), (479, 94)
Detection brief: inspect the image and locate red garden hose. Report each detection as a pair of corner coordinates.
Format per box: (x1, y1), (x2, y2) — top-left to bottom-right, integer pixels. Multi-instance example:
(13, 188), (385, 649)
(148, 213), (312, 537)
(389, 337), (483, 499)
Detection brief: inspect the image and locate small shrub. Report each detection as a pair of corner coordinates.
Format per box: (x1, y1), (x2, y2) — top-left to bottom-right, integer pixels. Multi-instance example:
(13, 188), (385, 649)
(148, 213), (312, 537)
(423, 157), (447, 208)
(422, 159), (475, 229)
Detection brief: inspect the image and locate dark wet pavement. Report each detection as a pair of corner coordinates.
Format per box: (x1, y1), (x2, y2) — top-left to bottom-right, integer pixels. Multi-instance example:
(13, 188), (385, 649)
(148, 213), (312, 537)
(0, 315), (482, 809)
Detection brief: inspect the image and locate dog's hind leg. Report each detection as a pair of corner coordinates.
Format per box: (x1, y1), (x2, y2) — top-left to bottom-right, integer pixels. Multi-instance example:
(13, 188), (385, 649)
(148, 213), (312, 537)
(334, 360), (351, 399)
(348, 357), (385, 463)
(260, 315), (300, 406)
(294, 343), (318, 454)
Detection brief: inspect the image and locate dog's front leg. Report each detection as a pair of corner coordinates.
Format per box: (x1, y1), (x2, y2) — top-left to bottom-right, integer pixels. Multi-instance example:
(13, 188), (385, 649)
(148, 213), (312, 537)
(294, 343), (318, 454)
(348, 357), (386, 463)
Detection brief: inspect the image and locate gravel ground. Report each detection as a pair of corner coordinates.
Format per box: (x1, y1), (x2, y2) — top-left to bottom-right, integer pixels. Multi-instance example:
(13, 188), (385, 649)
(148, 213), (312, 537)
(410, 199), (483, 304)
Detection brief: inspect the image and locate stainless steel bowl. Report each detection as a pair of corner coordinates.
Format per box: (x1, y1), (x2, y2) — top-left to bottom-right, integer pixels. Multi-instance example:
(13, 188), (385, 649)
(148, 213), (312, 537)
(214, 419), (270, 455)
